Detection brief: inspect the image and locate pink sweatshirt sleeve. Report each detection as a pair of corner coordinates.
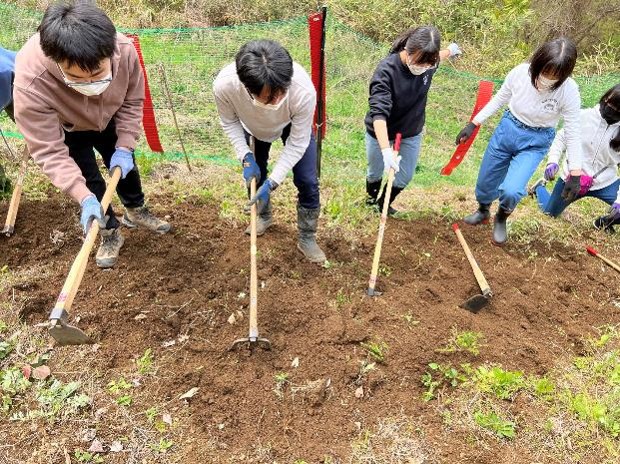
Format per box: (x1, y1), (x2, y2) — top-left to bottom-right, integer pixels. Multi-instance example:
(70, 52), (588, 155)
(14, 86), (91, 203)
(113, 45), (144, 150)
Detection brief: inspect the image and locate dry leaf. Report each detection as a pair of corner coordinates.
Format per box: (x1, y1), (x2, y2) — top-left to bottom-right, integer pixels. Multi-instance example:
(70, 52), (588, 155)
(235, 310), (244, 320)
(291, 357), (300, 368)
(21, 365), (32, 379)
(134, 313), (147, 321)
(162, 413), (173, 425)
(161, 339), (176, 348)
(178, 334), (189, 343)
(88, 439), (104, 453)
(354, 386), (364, 398)
(227, 313), (236, 325)
(179, 387), (199, 400)
(32, 365), (51, 380)
(109, 441), (123, 453)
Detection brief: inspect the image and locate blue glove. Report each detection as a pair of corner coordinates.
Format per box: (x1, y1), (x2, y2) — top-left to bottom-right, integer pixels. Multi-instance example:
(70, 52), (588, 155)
(242, 152), (261, 187)
(80, 195), (105, 235)
(247, 179), (278, 214)
(110, 148), (134, 179)
(611, 202), (620, 220)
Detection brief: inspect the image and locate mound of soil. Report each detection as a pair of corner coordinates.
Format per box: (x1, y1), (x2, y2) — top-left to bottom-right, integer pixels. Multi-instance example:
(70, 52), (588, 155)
(1, 194), (618, 463)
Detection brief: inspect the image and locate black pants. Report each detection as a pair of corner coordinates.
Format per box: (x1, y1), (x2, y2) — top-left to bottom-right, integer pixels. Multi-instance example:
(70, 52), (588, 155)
(244, 124), (320, 209)
(64, 121), (144, 229)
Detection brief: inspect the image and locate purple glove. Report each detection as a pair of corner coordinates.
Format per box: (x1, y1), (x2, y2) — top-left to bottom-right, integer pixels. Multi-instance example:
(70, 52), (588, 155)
(611, 202), (620, 220)
(544, 162), (559, 181)
(579, 175), (593, 196)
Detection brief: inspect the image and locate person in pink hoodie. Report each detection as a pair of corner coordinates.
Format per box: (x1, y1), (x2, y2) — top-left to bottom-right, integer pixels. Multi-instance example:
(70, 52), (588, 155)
(13, 1), (169, 268)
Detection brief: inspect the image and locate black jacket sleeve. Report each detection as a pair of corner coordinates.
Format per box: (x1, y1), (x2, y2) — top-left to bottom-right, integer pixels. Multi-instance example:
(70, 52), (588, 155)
(368, 64), (393, 123)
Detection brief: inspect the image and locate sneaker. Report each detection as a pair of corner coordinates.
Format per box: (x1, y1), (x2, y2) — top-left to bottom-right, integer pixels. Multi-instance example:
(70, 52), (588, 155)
(528, 177), (547, 197)
(96, 228), (124, 268)
(593, 215), (616, 234)
(122, 206), (170, 234)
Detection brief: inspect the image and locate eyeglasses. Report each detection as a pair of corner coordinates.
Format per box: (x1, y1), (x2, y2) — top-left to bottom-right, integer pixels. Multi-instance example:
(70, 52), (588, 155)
(57, 63), (112, 87)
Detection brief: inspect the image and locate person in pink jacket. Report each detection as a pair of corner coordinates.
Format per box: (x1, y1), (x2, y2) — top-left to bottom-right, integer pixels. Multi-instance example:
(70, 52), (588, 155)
(14, 1), (169, 268)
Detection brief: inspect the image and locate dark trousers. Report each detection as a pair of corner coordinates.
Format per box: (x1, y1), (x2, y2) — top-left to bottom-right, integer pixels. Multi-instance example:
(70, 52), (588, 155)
(245, 124), (320, 209)
(64, 121), (144, 229)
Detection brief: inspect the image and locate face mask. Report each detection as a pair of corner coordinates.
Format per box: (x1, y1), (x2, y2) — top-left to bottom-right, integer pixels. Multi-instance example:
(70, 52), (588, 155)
(600, 102), (620, 125)
(58, 64), (112, 96)
(537, 75), (558, 91)
(251, 92), (288, 111)
(408, 64), (428, 76)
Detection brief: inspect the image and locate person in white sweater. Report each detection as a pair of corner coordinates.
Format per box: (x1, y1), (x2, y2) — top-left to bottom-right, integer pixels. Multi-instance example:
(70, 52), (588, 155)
(455, 37), (582, 244)
(529, 84), (620, 232)
(213, 40), (326, 263)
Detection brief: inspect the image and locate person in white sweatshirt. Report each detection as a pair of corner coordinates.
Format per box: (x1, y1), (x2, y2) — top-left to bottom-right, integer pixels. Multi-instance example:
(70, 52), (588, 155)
(213, 39), (326, 263)
(455, 37), (582, 244)
(529, 83), (620, 232)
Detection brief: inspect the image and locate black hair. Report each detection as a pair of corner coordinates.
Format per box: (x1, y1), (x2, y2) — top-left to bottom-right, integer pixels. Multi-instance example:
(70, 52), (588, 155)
(389, 25), (441, 67)
(38, 1), (116, 73)
(529, 37), (577, 91)
(599, 83), (620, 152)
(235, 40), (293, 103)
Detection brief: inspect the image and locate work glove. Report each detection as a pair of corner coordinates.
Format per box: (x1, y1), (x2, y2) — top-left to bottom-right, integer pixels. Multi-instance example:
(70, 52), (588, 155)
(80, 195), (105, 235)
(610, 202), (620, 220)
(448, 43), (462, 58)
(561, 175), (581, 202)
(110, 148), (135, 179)
(455, 122), (477, 145)
(579, 175), (594, 196)
(242, 152), (261, 187)
(381, 147), (401, 174)
(544, 162), (559, 181)
(247, 178), (278, 214)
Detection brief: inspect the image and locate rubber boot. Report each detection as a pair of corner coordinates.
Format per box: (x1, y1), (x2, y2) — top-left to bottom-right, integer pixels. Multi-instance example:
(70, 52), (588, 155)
(377, 186), (404, 216)
(366, 179), (382, 206)
(297, 205), (327, 263)
(245, 200), (273, 236)
(463, 203), (491, 225)
(593, 215), (617, 234)
(492, 207), (511, 245)
(96, 228), (124, 268)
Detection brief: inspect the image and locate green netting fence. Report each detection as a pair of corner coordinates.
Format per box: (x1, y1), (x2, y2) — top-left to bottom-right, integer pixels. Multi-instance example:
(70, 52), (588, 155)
(0, 1), (618, 176)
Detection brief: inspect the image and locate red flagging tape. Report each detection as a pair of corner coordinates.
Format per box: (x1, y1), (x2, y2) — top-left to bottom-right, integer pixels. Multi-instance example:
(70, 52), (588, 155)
(127, 34), (164, 153)
(440, 80), (494, 176)
(308, 12), (326, 138)
(393, 133), (402, 152)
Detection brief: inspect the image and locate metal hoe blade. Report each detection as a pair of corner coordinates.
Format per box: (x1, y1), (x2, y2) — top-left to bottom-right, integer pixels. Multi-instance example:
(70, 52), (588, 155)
(229, 336), (272, 352)
(48, 307), (94, 346)
(461, 293), (490, 313)
(367, 288), (383, 297)
(2, 225), (14, 237)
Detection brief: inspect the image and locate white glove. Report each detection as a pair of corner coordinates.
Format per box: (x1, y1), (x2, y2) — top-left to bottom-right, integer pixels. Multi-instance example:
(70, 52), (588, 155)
(448, 43), (462, 58)
(381, 147), (401, 174)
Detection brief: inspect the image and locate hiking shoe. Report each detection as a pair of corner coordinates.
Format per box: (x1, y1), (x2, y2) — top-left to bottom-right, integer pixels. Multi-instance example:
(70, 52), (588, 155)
(528, 177), (547, 197)
(96, 228), (124, 268)
(122, 206), (170, 234)
(464, 203), (491, 225)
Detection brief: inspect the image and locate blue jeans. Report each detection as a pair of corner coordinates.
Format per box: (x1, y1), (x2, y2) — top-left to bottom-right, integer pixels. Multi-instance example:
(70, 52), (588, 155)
(475, 111), (555, 211)
(536, 178), (620, 217)
(366, 132), (423, 189)
(245, 125), (320, 209)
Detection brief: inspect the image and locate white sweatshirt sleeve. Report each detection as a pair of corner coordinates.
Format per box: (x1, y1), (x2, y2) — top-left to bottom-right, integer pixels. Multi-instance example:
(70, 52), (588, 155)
(472, 67), (515, 125)
(546, 128), (566, 165)
(213, 86), (250, 162)
(561, 84), (583, 171)
(269, 90), (316, 185)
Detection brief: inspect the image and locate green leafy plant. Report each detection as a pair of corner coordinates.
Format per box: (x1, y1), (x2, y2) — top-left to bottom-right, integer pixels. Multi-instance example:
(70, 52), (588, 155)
(0, 341), (14, 360)
(439, 329), (484, 356)
(107, 378), (132, 394)
(74, 450), (104, 463)
(137, 348), (154, 375)
(421, 362), (469, 401)
(149, 438), (173, 453)
(474, 366), (525, 400)
(116, 395), (133, 407)
(473, 411), (516, 439)
(361, 341), (388, 364)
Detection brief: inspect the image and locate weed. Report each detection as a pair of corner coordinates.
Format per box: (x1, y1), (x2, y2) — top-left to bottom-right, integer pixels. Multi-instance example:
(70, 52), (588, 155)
(421, 362), (469, 401)
(149, 438), (173, 453)
(107, 378), (132, 394)
(36, 380), (91, 417)
(0, 340), (14, 360)
(439, 329), (484, 356)
(402, 313), (420, 329)
(74, 450), (104, 463)
(473, 410), (516, 439)
(145, 406), (159, 423)
(273, 372), (290, 398)
(474, 366), (525, 400)
(361, 340), (388, 364)
(116, 395), (133, 407)
(137, 348), (155, 375)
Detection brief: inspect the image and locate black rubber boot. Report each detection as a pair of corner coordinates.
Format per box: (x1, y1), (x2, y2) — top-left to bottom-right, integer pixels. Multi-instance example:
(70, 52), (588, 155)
(492, 207), (511, 245)
(377, 186), (404, 216)
(593, 215), (618, 234)
(464, 203), (491, 225)
(366, 179), (382, 206)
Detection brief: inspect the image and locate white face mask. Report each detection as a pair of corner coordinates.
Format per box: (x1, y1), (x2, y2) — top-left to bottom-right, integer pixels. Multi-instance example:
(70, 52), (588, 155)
(537, 75), (558, 91)
(58, 64), (112, 96)
(251, 92), (288, 111)
(408, 64), (428, 76)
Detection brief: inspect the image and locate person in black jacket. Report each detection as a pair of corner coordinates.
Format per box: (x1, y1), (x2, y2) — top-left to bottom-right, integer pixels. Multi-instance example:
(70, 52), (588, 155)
(365, 26), (461, 214)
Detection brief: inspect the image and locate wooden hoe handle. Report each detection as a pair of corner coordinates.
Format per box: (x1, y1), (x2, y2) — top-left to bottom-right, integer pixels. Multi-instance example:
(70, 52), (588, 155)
(452, 223), (491, 295)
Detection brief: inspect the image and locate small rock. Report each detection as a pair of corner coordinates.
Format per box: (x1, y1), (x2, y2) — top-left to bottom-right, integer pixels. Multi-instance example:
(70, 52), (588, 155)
(355, 386), (364, 399)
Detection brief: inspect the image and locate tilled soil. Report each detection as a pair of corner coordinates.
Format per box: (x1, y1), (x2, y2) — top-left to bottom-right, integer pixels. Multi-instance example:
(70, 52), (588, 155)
(1, 194), (619, 463)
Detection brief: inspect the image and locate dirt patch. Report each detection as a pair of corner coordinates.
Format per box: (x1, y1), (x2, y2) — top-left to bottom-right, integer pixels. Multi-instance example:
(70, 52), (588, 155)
(1, 194), (619, 462)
